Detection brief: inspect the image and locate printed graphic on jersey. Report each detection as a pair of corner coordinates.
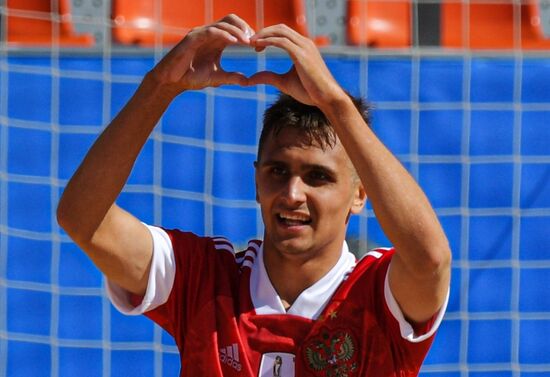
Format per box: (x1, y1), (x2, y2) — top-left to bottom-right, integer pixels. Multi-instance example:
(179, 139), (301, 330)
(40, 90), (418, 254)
(258, 352), (295, 377)
(303, 328), (358, 377)
(219, 343), (242, 372)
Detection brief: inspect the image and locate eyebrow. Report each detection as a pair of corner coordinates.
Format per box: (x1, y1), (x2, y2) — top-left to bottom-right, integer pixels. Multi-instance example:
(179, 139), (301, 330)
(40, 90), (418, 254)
(259, 159), (338, 176)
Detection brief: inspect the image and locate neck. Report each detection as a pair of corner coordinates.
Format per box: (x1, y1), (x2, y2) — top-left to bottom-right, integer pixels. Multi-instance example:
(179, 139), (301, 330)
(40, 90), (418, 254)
(262, 239), (344, 308)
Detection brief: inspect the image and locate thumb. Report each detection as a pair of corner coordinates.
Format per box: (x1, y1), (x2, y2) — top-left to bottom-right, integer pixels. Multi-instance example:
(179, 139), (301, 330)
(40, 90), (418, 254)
(216, 71), (249, 87)
(248, 71), (285, 90)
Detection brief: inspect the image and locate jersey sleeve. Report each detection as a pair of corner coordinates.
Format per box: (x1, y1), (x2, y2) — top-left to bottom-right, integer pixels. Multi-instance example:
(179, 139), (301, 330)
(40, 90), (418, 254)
(140, 230), (239, 341)
(361, 248), (449, 373)
(106, 225), (176, 315)
(365, 248), (449, 343)
(109, 224), (239, 347)
(383, 262), (449, 342)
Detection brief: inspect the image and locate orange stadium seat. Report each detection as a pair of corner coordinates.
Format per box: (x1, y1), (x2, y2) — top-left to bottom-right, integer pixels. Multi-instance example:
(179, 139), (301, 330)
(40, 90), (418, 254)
(112, 0), (195, 45)
(347, 0), (412, 47)
(441, 0), (550, 50)
(6, 0), (94, 47)
(112, 0), (328, 46)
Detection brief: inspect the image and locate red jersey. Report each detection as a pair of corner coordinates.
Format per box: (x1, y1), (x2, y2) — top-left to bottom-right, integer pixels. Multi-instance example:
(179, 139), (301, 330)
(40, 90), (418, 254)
(107, 227), (447, 376)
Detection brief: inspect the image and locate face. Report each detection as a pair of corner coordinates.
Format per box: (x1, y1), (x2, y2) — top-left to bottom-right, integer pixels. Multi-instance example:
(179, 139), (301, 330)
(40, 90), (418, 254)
(255, 127), (366, 260)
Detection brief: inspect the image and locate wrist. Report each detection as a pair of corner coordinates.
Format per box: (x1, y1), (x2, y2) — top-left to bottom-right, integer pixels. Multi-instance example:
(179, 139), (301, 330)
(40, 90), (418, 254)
(318, 91), (355, 119)
(141, 70), (183, 104)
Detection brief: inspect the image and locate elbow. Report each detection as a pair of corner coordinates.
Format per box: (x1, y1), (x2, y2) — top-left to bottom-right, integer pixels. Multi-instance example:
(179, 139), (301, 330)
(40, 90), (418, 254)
(413, 223), (453, 277)
(57, 197), (113, 246)
(427, 233), (452, 266)
(433, 245), (452, 278)
(419, 241), (452, 280)
(400, 236), (452, 282)
(56, 199), (87, 244)
(56, 200), (75, 237)
(56, 200), (69, 231)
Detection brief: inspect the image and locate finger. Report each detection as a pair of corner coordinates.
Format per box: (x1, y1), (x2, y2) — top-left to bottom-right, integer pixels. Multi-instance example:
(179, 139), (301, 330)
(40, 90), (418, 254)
(251, 36), (300, 59)
(248, 71), (286, 89)
(219, 14), (255, 42)
(215, 71), (250, 87)
(186, 24), (240, 48)
(164, 26), (238, 74)
(214, 21), (253, 45)
(250, 24), (306, 47)
(250, 28), (314, 62)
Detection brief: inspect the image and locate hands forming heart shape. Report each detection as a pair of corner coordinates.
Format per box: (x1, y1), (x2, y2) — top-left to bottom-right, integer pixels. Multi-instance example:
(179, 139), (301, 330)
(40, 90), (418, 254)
(150, 14), (346, 108)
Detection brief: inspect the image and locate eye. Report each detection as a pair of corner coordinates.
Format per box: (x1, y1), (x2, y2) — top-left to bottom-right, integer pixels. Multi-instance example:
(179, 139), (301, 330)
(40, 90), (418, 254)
(270, 166), (288, 177)
(308, 169), (333, 183)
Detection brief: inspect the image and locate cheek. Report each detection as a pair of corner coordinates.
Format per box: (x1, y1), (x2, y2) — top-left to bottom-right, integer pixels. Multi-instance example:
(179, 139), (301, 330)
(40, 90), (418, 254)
(318, 190), (354, 213)
(314, 190), (354, 217)
(256, 186), (281, 215)
(257, 186), (276, 205)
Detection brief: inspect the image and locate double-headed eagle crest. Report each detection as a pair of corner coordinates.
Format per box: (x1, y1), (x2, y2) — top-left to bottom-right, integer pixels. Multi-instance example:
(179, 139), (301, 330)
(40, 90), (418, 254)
(304, 329), (358, 377)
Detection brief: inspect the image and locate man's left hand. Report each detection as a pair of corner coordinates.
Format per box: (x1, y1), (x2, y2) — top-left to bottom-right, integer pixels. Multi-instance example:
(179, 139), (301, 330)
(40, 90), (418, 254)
(247, 25), (346, 107)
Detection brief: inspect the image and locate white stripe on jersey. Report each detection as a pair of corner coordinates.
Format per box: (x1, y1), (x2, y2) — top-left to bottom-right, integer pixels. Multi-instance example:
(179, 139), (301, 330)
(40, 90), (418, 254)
(213, 236), (231, 243)
(213, 237), (235, 254)
(366, 250), (383, 259)
(247, 240), (261, 254)
(242, 259), (254, 269)
(239, 249), (259, 270)
(236, 241), (260, 264)
(215, 243), (235, 253)
(232, 344), (239, 362)
(244, 249), (257, 260)
(359, 247), (392, 261)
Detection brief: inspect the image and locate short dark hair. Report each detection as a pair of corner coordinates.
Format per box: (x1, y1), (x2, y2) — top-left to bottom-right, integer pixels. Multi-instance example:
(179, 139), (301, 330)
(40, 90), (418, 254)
(257, 93), (370, 161)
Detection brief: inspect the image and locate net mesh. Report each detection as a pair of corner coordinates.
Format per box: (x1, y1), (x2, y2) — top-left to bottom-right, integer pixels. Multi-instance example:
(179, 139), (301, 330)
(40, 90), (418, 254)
(1, 0), (550, 376)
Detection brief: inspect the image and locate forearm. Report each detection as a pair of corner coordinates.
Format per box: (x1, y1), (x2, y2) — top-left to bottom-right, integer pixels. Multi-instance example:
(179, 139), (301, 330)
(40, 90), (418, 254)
(57, 74), (175, 242)
(320, 96), (450, 273)
(56, 15), (253, 295)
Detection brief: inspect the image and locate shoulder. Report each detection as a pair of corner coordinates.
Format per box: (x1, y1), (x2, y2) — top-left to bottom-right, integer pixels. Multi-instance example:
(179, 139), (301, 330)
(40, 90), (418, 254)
(159, 227), (262, 269)
(235, 239), (262, 271)
(337, 247), (395, 294)
(353, 247), (395, 273)
(210, 237), (262, 268)
(157, 227), (230, 252)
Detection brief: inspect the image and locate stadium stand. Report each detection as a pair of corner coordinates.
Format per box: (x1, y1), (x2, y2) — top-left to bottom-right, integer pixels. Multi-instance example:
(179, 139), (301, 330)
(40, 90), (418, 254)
(112, 0), (329, 46)
(6, 0), (94, 47)
(347, 0), (411, 47)
(441, 0), (550, 49)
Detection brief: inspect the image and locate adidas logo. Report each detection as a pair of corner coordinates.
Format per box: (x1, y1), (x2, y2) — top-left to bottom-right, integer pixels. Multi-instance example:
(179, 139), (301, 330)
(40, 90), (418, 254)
(219, 343), (242, 372)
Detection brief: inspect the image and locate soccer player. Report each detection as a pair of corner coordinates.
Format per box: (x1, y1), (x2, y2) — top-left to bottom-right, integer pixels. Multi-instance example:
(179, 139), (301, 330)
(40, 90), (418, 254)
(57, 14), (451, 376)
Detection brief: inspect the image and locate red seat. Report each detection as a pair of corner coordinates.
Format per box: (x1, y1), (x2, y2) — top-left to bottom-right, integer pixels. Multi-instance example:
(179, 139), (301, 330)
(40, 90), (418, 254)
(112, 0), (328, 46)
(441, 0), (550, 50)
(347, 0), (412, 47)
(7, 0), (94, 47)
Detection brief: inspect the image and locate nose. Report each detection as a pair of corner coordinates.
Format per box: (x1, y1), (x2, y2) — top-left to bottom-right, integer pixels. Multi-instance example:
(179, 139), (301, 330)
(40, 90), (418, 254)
(281, 176), (307, 205)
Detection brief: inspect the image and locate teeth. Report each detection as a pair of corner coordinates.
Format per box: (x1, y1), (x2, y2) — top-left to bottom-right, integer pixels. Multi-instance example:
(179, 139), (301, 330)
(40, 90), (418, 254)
(279, 212), (311, 222)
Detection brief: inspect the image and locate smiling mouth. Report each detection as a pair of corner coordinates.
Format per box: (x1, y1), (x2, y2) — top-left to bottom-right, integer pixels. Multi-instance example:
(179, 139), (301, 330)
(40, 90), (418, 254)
(277, 212), (312, 226)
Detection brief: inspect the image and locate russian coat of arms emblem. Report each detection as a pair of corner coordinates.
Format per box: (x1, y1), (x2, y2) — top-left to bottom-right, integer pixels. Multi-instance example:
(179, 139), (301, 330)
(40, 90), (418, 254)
(303, 328), (358, 377)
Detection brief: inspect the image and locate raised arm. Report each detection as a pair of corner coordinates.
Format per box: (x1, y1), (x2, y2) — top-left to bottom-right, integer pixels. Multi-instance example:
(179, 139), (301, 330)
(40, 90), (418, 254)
(249, 25), (451, 325)
(57, 15), (253, 296)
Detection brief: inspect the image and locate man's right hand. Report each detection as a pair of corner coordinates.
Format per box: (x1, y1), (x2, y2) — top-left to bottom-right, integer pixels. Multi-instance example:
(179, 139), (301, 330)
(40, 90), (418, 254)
(148, 14), (254, 95)
(57, 15), (254, 297)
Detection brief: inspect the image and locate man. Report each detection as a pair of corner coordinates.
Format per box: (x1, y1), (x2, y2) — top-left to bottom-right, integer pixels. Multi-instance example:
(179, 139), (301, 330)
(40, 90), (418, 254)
(57, 14), (451, 376)
(273, 355), (283, 376)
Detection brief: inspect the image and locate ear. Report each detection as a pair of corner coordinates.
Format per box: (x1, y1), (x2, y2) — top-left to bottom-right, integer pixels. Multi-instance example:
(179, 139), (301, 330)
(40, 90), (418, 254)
(350, 183), (367, 215)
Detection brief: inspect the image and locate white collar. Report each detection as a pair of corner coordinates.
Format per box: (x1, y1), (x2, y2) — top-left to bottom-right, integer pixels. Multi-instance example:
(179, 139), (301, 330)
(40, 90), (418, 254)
(250, 242), (356, 319)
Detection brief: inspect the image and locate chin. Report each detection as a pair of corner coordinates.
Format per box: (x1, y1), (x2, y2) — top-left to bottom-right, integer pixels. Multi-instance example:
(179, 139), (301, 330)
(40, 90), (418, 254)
(271, 237), (316, 257)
